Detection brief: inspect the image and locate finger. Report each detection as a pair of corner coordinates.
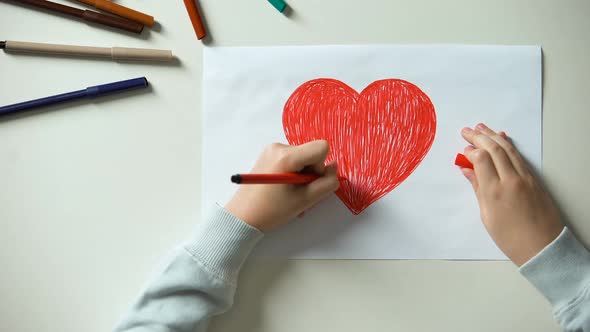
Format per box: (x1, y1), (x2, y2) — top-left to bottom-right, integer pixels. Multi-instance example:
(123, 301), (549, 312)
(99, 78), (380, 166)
(476, 123), (528, 176)
(288, 140), (330, 173)
(462, 127), (516, 179)
(499, 131), (515, 146)
(305, 162), (340, 203)
(461, 167), (479, 192)
(298, 199), (323, 218)
(461, 145), (478, 191)
(465, 147), (499, 186)
(462, 128), (499, 184)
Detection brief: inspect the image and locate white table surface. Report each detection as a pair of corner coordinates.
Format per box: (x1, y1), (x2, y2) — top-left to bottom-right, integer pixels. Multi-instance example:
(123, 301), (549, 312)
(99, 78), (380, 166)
(1, 1), (588, 331)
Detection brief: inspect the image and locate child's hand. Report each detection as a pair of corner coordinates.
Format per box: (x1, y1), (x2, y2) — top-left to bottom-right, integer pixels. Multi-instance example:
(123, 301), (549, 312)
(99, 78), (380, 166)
(225, 140), (339, 232)
(460, 123), (564, 266)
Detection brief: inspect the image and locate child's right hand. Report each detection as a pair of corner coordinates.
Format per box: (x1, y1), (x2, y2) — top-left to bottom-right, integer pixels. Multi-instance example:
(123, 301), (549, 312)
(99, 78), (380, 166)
(225, 140), (339, 232)
(460, 123), (565, 266)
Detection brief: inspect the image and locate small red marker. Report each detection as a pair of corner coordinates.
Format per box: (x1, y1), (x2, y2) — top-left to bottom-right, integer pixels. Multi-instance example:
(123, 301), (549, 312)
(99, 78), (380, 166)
(454, 153), (474, 169)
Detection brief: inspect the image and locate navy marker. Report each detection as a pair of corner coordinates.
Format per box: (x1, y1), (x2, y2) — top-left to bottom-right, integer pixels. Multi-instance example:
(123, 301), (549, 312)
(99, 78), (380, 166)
(0, 77), (148, 116)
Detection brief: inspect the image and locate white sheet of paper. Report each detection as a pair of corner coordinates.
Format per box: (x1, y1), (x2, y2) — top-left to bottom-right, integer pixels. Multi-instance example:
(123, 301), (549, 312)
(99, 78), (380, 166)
(202, 45), (541, 259)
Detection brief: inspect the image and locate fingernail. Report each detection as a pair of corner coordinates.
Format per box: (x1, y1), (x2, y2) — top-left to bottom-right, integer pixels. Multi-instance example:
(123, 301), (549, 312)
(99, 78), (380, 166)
(461, 127), (473, 134)
(476, 123), (487, 130)
(327, 166), (337, 176)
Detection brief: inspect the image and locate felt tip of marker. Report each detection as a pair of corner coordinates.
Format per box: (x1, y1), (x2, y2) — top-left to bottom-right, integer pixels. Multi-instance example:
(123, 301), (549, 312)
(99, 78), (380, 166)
(0, 41), (6, 49)
(231, 174), (242, 184)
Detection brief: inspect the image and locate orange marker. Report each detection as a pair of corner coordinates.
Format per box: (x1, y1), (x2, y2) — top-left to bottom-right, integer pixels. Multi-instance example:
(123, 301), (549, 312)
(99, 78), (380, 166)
(73, 0), (154, 27)
(183, 0), (206, 40)
(454, 153), (474, 169)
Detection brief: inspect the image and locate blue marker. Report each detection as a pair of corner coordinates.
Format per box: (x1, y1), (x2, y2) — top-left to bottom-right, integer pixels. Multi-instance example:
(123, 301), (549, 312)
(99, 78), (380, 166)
(0, 77), (148, 116)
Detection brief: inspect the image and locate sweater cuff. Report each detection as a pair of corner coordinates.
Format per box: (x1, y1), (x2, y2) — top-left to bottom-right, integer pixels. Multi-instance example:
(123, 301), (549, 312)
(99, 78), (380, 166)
(184, 204), (264, 284)
(520, 227), (590, 308)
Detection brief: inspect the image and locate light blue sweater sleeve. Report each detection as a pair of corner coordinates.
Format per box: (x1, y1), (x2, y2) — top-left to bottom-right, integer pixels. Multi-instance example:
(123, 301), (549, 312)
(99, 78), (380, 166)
(113, 205), (263, 332)
(114, 206), (590, 332)
(520, 227), (590, 331)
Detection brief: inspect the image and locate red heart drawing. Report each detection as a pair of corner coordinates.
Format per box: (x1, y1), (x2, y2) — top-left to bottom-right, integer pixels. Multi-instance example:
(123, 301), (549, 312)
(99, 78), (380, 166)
(283, 78), (436, 215)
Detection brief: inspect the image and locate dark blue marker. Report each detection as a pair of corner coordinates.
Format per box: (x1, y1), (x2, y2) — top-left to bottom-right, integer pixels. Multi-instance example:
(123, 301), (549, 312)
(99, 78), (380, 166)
(0, 77), (148, 116)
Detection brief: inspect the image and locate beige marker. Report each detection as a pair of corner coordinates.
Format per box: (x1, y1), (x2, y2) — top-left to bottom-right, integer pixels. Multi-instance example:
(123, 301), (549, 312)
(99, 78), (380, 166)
(0, 40), (174, 62)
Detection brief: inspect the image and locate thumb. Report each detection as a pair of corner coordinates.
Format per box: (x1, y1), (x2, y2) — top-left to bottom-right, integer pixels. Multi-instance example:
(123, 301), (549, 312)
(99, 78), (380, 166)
(462, 145), (479, 192)
(305, 161), (340, 203)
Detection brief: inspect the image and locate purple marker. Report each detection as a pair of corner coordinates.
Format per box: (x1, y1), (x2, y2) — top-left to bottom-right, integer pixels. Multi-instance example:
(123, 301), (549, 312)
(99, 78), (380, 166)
(0, 77), (148, 116)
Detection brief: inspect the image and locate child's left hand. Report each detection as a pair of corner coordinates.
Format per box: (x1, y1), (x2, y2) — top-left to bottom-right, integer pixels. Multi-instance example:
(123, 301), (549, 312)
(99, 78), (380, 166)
(225, 140), (340, 232)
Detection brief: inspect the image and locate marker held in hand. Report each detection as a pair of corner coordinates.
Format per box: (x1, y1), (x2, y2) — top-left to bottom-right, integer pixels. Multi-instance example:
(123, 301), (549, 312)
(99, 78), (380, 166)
(231, 173), (345, 185)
